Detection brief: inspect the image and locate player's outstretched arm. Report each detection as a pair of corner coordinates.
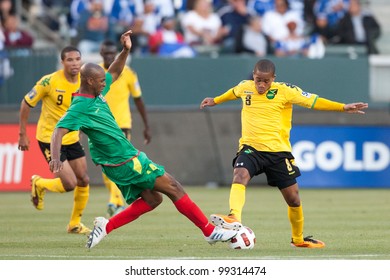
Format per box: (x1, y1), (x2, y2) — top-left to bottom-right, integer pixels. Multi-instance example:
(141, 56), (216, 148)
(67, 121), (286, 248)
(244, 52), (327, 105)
(108, 30), (132, 82)
(18, 99), (31, 151)
(201, 89), (237, 109)
(343, 102), (368, 114)
(49, 127), (69, 173)
(200, 97), (216, 109)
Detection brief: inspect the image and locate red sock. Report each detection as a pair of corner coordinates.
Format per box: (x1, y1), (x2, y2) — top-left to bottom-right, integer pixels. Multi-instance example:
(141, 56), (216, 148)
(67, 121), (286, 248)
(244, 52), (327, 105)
(173, 194), (214, 236)
(106, 198), (153, 234)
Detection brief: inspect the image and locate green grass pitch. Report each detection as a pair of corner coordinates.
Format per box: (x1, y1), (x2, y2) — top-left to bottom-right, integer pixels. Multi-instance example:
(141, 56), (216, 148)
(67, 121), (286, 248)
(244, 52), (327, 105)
(0, 186), (389, 260)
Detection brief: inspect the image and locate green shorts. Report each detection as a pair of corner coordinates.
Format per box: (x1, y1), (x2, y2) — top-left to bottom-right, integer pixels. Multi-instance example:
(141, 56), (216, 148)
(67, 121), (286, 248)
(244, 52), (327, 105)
(101, 151), (165, 204)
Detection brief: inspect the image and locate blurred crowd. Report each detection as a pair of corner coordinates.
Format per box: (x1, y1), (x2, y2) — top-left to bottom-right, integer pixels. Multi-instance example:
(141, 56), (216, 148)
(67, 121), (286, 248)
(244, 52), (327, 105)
(0, 0), (383, 58)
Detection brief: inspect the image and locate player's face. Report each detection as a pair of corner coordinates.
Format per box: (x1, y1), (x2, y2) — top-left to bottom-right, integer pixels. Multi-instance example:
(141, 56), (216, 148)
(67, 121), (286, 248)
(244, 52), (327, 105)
(62, 51), (82, 76)
(253, 70), (275, 94)
(92, 70), (106, 96)
(100, 46), (117, 69)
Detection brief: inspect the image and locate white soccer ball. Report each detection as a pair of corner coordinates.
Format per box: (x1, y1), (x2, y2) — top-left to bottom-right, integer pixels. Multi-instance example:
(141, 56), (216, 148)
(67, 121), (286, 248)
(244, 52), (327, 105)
(228, 226), (256, 249)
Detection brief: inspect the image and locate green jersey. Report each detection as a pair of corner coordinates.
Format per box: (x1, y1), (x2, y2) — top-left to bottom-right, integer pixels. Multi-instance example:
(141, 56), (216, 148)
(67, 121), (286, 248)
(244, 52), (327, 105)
(56, 72), (139, 166)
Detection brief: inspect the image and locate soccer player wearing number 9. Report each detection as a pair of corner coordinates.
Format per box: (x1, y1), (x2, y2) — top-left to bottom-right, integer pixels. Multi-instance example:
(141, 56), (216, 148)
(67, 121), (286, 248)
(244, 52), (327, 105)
(18, 46), (91, 235)
(200, 59), (368, 248)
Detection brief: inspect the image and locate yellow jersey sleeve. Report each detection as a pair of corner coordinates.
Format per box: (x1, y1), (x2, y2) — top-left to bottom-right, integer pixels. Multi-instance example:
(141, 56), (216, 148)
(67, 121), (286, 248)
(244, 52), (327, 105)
(312, 97), (345, 111)
(281, 82), (318, 108)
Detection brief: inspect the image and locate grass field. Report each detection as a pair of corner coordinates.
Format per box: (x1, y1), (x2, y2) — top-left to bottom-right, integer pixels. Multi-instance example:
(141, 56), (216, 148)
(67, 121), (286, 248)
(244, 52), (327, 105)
(0, 186), (389, 260)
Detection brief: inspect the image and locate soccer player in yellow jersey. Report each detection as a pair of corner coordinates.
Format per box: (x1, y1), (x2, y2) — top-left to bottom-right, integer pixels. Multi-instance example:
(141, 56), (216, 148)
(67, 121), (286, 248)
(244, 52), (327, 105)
(200, 59), (368, 248)
(99, 39), (151, 217)
(18, 46), (91, 235)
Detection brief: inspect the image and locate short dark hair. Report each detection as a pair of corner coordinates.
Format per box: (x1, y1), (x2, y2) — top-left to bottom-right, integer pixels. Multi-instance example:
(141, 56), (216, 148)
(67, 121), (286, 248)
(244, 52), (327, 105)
(60, 46), (80, 61)
(254, 59), (275, 74)
(101, 39), (117, 48)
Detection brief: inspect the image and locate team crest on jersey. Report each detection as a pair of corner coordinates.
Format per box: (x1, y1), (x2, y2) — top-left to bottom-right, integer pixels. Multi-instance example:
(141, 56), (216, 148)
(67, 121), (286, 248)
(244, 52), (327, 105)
(266, 89), (278, 99)
(27, 89), (37, 99)
(40, 76), (51, 86)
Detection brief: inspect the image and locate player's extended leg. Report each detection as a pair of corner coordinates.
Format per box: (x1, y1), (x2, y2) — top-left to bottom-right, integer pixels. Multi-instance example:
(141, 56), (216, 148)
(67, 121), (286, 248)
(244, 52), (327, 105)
(87, 190), (163, 249)
(102, 173), (125, 217)
(280, 183), (325, 248)
(67, 156), (90, 234)
(153, 172), (238, 244)
(106, 190), (162, 233)
(210, 167), (250, 230)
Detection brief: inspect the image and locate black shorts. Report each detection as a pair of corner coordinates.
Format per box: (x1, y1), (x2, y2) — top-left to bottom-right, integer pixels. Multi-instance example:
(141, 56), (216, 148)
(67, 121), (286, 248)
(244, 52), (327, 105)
(232, 145), (301, 189)
(38, 141), (86, 163)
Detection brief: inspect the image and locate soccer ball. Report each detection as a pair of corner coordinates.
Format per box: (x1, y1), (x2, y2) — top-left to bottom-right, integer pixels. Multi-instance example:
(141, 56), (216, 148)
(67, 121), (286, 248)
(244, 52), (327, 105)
(228, 226), (256, 249)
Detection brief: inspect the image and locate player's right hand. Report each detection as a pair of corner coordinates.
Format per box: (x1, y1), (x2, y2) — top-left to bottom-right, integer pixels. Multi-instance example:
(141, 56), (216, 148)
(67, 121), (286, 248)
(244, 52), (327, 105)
(18, 134), (30, 151)
(200, 97), (216, 109)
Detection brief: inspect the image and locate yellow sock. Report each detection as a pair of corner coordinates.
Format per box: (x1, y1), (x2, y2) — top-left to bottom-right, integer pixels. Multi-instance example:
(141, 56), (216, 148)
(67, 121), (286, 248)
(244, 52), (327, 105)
(102, 173), (124, 206)
(228, 183), (246, 222)
(36, 177), (66, 193)
(288, 204), (304, 244)
(69, 185), (89, 227)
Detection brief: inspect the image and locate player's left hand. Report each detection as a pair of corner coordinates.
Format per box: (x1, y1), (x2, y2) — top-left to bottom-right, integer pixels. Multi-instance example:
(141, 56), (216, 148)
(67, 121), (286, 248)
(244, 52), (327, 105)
(144, 127), (151, 145)
(120, 29), (132, 51)
(49, 159), (63, 173)
(343, 102), (368, 114)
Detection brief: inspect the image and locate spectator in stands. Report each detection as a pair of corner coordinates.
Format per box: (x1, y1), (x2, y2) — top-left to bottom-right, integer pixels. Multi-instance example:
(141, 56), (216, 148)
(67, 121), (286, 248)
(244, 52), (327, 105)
(302, 0), (317, 34)
(314, 0), (349, 43)
(337, 0), (381, 54)
(288, 0), (304, 17)
(238, 15), (267, 56)
(247, 0), (274, 17)
(3, 14), (34, 48)
(180, 0), (227, 50)
(0, 21), (14, 84)
(131, 0), (161, 54)
(148, 16), (195, 57)
(262, 0), (304, 50)
(76, 0), (116, 54)
(274, 12), (310, 57)
(0, 0), (15, 25)
(217, 0), (251, 53)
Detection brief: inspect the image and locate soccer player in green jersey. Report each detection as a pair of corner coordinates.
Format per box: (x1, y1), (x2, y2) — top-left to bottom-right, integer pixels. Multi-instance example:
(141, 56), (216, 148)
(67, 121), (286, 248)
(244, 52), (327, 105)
(200, 59), (368, 248)
(99, 39), (151, 218)
(49, 30), (238, 249)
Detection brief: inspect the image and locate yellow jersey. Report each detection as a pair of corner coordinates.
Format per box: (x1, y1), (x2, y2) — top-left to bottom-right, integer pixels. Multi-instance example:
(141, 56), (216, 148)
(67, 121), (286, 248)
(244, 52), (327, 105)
(24, 69), (80, 145)
(230, 80), (318, 152)
(100, 64), (142, 129)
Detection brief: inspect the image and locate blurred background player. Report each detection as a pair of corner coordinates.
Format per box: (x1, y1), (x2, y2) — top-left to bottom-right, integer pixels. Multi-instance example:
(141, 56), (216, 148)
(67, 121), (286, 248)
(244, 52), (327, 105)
(200, 59), (368, 248)
(18, 46), (91, 235)
(99, 39), (151, 217)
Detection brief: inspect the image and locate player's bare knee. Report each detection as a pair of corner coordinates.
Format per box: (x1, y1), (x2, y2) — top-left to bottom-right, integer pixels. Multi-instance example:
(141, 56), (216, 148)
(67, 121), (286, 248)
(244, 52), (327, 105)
(77, 174), (89, 187)
(61, 179), (77, 191)
(148, 193), (163, 208)
(141, 190), (163, 208)
(233, 167), (250, 181)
